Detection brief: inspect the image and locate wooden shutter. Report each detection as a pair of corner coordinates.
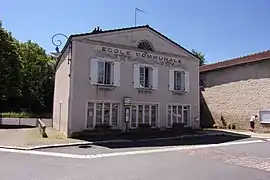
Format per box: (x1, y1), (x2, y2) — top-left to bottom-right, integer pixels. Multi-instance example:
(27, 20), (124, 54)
(90, 59), (98, 84)
(184, 70), (190, 92)
(113, 62), (121, 86)
(133, 64), (140, 88)
(152, 67), (158, 89)
(169, 69), (174, 91)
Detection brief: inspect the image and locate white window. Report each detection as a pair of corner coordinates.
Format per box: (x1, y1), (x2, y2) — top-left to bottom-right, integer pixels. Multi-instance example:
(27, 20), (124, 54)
(169, 69), (189, 92)
(87, 102), (120, 128)
(167, 105), (190, 127)
(140, 66), (151, 88)
(133, 64), (158, 89)
(98, 61), (112, 85)
(90, 59), (120, 86)
(130, 104), (158, 128)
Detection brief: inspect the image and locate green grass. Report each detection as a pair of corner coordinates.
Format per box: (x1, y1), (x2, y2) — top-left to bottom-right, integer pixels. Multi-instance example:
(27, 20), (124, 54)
(0, 112), (52, 118)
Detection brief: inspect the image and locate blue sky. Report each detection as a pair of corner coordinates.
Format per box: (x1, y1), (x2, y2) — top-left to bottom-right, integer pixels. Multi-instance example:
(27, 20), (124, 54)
(1, 0), (269, 64)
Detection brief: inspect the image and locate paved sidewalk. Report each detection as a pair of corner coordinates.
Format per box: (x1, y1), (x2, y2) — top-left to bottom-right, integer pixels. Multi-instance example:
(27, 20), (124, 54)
(211, 129), (270, 139)
(0, 128), (87, 150)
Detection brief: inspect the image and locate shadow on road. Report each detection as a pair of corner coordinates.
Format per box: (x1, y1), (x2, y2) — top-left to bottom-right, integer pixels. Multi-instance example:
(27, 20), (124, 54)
(0, 124), (35, 129)
(94, 135), (250, 149)
(74, 130), (251, 149)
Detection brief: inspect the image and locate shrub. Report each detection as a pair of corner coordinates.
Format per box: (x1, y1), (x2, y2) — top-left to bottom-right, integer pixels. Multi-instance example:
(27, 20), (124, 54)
(183, 127), (193, 133)
(172, 122), (185, 129)
(172, 123), (185, 133)
(0, 112), (52, 118)
(94, 124), (111, 131)
(1, 112), (32, 118)
(138, 123), (151, 129)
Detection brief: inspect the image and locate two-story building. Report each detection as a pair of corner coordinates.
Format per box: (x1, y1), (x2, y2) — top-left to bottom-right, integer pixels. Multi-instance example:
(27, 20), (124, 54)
(53, 25), (200, 137)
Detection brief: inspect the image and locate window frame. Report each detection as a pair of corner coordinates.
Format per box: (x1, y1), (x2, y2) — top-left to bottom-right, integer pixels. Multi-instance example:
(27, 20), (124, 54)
(166, 104), (191, 127)
(129, 102), (160, 129)
(174, 69), (185, 91)
(169, 68), (189, 93)
(137, 64), (154, 89)
(85, 100), (121, 129)
(139, 66), (151, 88)
(174, 70), (185, 91)
(97, 59), (114, 85)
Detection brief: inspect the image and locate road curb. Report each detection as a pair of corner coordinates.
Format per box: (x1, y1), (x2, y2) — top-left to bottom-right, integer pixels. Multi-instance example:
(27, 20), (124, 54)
(0, 132), (247, 151)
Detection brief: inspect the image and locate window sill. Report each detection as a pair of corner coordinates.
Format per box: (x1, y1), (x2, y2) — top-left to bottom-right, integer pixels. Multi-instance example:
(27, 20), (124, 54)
(96, 84), (116, 90)
(137, 87), (155, 92)
(171, 90), (186, 94)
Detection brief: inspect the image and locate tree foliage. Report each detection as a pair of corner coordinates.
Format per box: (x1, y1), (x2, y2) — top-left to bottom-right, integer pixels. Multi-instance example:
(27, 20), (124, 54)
(0, 21), (21, 101)
(0, 21), (54, 114)
(19, 41), (55, 113)
(192, 49), (206, 66)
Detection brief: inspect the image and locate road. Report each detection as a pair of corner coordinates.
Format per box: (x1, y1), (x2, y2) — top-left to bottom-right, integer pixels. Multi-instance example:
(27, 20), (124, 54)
(0, 138), (269, 180)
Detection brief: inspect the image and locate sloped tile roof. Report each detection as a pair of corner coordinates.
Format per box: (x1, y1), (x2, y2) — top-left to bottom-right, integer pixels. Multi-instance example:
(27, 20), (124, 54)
(200, 50), (270, 72)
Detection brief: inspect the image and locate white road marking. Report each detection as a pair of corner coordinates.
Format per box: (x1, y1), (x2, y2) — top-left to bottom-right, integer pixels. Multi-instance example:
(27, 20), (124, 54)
(0, 139), (267, 159)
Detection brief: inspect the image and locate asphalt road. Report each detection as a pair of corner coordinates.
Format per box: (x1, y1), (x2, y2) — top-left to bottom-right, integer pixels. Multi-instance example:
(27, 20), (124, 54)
(0, 139), (269, 180)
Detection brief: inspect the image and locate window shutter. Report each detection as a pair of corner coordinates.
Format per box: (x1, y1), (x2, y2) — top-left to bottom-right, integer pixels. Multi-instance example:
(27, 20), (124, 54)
(184, 70), (190, 92)
(90, 59), (98, 84)
(133, 64), (140, 88)
(169, 69), (174, 91)
(113, 62), (121, 86)
(152, 67), (158, 89)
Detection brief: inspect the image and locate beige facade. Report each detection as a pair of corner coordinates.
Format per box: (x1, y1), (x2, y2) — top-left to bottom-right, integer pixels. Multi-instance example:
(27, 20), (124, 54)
(200, 56), (270, 131)
(53, 26), (200, 137)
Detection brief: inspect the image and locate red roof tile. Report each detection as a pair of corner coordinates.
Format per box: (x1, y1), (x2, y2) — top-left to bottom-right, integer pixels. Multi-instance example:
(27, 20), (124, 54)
(200, 50), (270, 72)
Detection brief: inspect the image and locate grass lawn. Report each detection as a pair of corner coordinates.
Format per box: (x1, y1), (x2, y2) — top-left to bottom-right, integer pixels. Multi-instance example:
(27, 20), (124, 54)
(0, 112), (52, 118)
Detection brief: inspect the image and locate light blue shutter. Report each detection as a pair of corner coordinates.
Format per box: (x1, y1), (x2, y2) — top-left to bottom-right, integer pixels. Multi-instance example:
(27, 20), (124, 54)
(152, 67), (158, 89)
(169, 69), (174, 91)
(90, 59), (98, 84)
(184, 70), (190, 92)
(133, 64), (140, 88)
(113, 62), (121, 86)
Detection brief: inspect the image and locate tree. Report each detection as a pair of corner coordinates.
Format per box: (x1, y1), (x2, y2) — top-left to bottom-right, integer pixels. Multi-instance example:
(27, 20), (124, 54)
(0, 21), (21, 102)
(0, 20), (55, 114)
(192, 49), (206, 66)
(18, 41), (55, 113)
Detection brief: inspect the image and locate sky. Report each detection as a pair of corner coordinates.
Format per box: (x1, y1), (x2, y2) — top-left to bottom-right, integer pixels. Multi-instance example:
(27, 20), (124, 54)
(1, 0), (269, 64)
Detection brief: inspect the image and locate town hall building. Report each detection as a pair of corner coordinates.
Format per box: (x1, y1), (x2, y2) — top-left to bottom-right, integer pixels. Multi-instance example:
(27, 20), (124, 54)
(53, 25), (200, 137)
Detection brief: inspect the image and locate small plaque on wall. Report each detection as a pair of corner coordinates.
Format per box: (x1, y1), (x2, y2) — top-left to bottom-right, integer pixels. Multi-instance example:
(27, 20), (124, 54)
(123, 96), (132, 106)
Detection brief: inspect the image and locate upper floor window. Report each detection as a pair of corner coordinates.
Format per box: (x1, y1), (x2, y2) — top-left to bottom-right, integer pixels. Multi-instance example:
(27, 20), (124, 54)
(90, 58), (120, 86)
(169, 69), (189, 92)
(98, 61), (112, 85)
(174, 71), (185, 91)
(133, 64), (158, 89)
(137, 40), (154, 51)
(140, 66), (151, 88)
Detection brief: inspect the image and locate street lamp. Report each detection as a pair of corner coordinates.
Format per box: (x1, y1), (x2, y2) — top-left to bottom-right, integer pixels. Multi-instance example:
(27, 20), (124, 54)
(51, 33), (68, 53)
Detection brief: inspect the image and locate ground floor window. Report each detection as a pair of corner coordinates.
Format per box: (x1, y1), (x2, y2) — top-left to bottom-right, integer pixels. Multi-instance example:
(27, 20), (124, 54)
(130, 104), (158, 128)
(87, 102), (120, 128)
(167, 105), (190, 127)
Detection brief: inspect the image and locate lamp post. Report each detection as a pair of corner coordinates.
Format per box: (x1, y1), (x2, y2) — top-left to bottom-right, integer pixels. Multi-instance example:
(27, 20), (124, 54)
(51, 33), (68, 53)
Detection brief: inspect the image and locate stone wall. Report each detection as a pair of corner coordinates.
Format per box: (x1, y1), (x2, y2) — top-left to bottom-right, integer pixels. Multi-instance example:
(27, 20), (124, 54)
(200, 58), (270, 131)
